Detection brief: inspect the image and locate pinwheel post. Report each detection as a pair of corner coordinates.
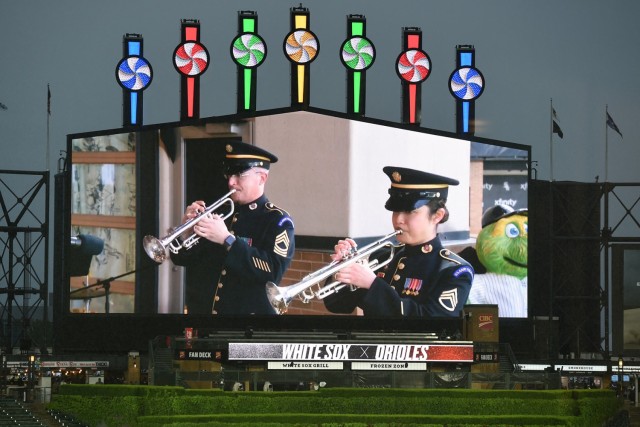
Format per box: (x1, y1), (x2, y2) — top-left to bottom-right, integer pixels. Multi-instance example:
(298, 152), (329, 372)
(396, 27), (430, 125)
(174, 19), (210, 121)
(449, 45), (485, 135)
(116, 34), (153, 127)
(284, 5), (319, 108)
(231, 11), (267, 113)
(341, 14), (376, 116)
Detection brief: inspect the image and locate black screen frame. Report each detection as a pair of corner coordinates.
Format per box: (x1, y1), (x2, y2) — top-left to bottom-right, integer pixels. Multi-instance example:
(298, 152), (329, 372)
(56, 105), (531, 353)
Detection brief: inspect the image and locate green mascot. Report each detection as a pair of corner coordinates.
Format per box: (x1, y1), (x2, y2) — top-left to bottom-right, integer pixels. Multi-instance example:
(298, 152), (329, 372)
(466, 205), (528, 317)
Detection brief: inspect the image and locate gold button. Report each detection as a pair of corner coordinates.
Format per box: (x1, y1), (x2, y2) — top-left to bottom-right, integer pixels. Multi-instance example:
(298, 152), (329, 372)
(218, 283), (223, 289)
(232, 217), (238, 223)
(221, 270), (226, 276)
(212, 310), (217, 315)
(393, 274), (400, 281)
(214, 296), (220, 301)
(398, 263), (405, 270)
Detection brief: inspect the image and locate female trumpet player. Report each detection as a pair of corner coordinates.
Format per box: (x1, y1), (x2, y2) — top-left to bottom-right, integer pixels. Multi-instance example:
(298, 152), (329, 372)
(324, 166), (473, 317)
(170, 141), (295, 315)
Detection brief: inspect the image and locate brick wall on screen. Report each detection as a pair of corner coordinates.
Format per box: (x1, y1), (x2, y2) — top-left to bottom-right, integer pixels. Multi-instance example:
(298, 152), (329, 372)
(279, 249), (351, 315)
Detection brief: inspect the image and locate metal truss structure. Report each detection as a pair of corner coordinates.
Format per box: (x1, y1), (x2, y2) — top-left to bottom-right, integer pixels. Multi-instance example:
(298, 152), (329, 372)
(0, 170), (49, 355)
(533, 181), (640, 361)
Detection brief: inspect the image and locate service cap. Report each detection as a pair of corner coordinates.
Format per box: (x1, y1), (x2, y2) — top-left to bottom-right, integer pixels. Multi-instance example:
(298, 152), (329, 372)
(222, 141), (278, 177)
(383, 166), (459, 212)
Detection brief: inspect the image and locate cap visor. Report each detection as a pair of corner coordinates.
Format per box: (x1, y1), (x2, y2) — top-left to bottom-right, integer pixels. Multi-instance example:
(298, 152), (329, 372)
(384, 197), (429, 212)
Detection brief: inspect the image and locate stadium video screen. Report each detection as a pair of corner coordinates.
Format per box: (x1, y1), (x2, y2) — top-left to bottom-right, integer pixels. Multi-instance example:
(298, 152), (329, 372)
(66, 108), (530, 326)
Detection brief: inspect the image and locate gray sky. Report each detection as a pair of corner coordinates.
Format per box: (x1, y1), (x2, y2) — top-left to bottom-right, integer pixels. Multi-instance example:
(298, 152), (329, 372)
(1, 0), (639, 183)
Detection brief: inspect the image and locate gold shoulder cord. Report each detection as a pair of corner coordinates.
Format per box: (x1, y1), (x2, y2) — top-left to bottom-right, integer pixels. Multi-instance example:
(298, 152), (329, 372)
(265, 202), (290, 216)
(439, 249), (462, 265)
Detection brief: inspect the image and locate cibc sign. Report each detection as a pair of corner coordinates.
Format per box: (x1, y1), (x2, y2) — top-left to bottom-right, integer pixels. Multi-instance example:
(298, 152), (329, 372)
(465, 305), (499, 342)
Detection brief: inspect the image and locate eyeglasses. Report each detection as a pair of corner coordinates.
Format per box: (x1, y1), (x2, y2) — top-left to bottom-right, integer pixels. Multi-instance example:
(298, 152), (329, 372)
(224, 168), (260, 180)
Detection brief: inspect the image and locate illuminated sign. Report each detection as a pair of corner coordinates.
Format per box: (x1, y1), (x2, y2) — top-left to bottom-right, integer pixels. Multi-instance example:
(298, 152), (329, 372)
(474, 352), (499, 362)
(268, 361), (344, 370)
(39, 361), (110, 368)
(176, 350), (223, 361)
(352, 361), (427, 370)
(478, 313), (494, 331)
(555, 364), (608, 372)
(229, 342), (474, 362)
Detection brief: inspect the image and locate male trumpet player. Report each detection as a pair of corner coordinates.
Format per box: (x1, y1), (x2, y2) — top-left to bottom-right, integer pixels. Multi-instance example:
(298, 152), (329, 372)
(324, 166), (473, 317)
(170, 141), (295, 315)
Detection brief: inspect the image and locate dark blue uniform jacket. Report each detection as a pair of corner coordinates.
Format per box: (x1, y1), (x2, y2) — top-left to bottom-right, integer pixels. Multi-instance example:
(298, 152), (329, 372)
(324, 236), (473, 317)
(171, 195), (295, 315)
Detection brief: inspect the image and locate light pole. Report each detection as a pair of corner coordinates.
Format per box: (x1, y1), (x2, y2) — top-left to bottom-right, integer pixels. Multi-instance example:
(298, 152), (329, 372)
(618, 356), (624, 399)
(27, 354), (35, 402)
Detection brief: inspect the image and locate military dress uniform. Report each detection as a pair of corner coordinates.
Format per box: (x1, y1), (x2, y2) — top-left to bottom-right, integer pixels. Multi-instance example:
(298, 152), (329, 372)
(171, 195), (294, 315)
(324, 237), (473, 317)
(324, 166), (473, 318)
(170, 141), (295, 315)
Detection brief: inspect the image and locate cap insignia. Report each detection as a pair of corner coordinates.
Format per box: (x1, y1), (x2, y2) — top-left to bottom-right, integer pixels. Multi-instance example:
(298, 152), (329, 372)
(392, 171), (402, 182)
(226, 144), (233, 153)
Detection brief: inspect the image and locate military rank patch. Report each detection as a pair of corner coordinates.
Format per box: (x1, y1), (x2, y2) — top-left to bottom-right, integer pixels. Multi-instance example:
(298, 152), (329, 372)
(438, 289), (458, 312)
(402, 278), (423, 296)
(274, 230), (290, 257)
(253, 257), (271, 272)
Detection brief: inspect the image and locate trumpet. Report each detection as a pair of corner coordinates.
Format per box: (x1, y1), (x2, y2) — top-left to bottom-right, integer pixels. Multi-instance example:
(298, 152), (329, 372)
(265, 230), (402, 314)
(143, 189), (237, 263)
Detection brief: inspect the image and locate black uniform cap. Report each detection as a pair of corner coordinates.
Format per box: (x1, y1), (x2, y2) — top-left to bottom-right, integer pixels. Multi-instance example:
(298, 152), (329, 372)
(222, 141), (278, 176)
(481, 204), (528, 228)
(383, 166), (459, 212)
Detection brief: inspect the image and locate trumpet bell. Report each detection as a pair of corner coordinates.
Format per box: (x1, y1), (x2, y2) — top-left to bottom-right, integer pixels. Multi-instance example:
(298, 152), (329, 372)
(143, 235), (168, 263)
(142, 189), (236, 264)
(265, 281), (289, 314)
(264, 230), (402, 315)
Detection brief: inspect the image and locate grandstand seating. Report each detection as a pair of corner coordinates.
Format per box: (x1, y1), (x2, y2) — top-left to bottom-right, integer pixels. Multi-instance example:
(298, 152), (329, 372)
(0, 396), (45, 426)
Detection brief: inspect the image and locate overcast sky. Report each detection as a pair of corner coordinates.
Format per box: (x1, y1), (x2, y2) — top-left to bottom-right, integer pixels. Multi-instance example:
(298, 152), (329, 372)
(1, 0), (639, 184)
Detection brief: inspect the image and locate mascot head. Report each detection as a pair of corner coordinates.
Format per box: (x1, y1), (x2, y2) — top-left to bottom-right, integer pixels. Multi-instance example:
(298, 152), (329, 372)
(476, 205), (528, 280)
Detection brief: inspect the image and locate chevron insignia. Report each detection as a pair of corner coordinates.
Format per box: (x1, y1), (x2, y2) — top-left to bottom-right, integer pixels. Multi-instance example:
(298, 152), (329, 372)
(438, 289), (458, 312)
(274, 230), (290, 257)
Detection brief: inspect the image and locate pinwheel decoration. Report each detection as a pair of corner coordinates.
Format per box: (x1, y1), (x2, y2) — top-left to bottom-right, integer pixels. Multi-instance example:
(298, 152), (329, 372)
(115, 33), (152, 126)
(449, 45), (485, 135)
(231, 11), (267, 112)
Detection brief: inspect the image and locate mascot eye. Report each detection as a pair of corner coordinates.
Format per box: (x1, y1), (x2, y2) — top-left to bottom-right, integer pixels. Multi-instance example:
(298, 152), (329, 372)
(505, 223), (520, 238)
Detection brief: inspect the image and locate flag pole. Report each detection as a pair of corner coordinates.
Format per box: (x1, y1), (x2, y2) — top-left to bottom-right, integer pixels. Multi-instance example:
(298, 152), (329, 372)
(46, 84), (50, 171)
(605, 104), (609, 182)
(549, 98), (554, 181)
